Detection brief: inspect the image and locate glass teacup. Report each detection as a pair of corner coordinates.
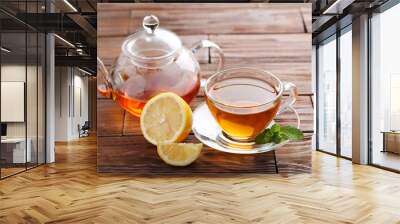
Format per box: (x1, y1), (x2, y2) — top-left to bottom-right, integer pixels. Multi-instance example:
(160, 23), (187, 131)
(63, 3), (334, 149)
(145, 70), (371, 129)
(204, 67), (298, 143)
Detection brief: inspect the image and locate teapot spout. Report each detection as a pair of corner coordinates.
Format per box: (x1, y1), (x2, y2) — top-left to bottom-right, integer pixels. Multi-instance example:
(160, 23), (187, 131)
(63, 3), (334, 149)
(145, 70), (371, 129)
(97, 57), (112, 97)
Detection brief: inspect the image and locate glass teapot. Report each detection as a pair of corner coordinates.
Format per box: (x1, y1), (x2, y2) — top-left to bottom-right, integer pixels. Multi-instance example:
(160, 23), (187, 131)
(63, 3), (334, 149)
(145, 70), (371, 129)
(97, 15), (224, 117)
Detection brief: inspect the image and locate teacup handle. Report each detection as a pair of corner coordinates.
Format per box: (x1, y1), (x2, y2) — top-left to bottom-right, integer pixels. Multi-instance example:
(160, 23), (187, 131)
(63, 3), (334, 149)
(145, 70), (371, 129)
(191, 40), (225, 88)
(278, 82), (298, 114)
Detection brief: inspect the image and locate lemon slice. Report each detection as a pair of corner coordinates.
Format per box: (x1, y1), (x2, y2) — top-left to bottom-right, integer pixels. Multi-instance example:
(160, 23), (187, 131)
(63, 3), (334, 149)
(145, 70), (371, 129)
(157, 143), (202, 166)
(140, 92), (192, 145)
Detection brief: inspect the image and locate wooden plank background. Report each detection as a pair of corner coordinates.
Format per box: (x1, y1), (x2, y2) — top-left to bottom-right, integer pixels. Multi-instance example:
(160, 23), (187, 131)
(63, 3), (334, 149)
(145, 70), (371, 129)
(97, 3), (313, 175)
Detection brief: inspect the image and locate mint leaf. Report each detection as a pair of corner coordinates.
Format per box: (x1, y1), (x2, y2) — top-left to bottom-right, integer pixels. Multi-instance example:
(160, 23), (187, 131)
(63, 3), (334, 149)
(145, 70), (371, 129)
(280, 132), (289, 141)
(264, 130), (273, 142)
(255, 131), (267, 144)
(280, 126), (304, 140)
(270, 124), (280, 133)
(255, 129), (272, 144)
(272, 132), (281, 144)
(255, 125), (303, 144)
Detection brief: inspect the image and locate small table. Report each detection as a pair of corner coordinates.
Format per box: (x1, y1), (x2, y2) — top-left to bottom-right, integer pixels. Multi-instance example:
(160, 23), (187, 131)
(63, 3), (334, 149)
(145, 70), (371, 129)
(381, 131), (400, 154)
(1, 138), (31, 164)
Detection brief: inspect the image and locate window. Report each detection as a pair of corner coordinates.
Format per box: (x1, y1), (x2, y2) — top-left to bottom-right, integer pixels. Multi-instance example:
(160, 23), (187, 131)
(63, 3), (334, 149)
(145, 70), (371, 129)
(316, 26), (353, 159)
(370, 3), (400, 171)
(339, 27), (352, 158)
(317, 36), (337, 154)
(0, 1), (46, 179)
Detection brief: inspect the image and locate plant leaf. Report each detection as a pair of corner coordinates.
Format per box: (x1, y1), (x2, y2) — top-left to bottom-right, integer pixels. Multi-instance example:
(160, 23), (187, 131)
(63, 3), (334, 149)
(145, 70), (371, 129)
(255, 129), (273, 144)
(280, 126), (304, 140)
(255, 132), (267, 144)
(270, 124), (281, 133)
(256, 125), (303, 144)
(264, 129), (273, 142)
(272, 132), (282, 144)
(280, 132), (289, 141)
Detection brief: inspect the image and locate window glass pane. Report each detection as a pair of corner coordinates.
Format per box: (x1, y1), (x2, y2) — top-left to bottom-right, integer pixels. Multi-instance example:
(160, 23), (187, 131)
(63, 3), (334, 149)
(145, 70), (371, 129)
(340, 28), (352, 158)
(318, 36), (337, 154)
(27, 31), (38, 169)
(1, 30), (27, 177)
(371, 3), (400, 171)
(0, 0), (46, 179)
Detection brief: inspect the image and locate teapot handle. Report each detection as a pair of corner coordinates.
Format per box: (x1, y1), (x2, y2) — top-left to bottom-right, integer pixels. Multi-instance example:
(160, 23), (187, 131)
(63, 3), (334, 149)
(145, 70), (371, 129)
(191, 40), (225, 88)
(97, 57), (112, 97)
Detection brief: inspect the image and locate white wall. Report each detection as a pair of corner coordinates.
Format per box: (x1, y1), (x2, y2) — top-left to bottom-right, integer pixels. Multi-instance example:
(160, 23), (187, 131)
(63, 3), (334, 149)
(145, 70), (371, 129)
(71, 73), (89, 138)
(1, 65), (25, 138)
(54, 67), (89, 141)
(55, 66), (70, 141)
(1, 65), (38, 138)
(1, 64), (46, 164)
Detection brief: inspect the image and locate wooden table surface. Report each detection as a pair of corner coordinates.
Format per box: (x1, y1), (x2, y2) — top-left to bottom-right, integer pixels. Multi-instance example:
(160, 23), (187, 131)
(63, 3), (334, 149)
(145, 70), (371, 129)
(97, 3), (313, 175)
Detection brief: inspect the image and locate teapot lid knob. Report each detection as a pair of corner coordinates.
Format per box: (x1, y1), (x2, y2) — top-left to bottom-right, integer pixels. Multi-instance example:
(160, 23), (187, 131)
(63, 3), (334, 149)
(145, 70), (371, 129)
(143, 15), (159, 34)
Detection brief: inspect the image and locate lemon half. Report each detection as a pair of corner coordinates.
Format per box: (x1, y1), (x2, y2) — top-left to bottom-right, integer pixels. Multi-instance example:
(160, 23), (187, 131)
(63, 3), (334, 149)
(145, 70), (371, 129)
(157, 143), (202, 166)
(140, 92), (192, 145)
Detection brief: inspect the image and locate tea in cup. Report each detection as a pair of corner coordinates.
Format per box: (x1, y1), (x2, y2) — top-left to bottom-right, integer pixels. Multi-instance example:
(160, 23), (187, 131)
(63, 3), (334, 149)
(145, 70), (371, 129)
(204, 68), (298, 143)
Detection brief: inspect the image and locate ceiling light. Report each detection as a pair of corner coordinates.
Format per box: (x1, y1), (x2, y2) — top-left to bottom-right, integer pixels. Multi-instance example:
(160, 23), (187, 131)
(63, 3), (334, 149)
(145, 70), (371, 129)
(54, 34), (75, 48)
(322, 0), (355, 15)
(1, 47), (11, 53)
(78, 67), (92, 76)
(76, 48), (85, 55)
(63, 0), (78, 12)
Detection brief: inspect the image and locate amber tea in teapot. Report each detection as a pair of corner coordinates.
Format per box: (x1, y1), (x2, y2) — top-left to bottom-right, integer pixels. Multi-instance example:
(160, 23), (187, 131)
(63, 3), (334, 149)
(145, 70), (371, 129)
(113, 75), (200, 117)
(97, 15), (224, 117)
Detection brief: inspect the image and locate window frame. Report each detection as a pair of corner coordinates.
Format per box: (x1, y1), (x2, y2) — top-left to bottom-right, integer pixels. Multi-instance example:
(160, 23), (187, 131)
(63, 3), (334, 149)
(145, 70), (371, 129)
(315, 23), (353, 161)
(367, 0), (400, 173)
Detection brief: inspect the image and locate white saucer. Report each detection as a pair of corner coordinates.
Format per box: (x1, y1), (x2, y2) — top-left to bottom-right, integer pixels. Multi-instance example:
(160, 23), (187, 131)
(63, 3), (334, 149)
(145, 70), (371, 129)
(192, 103), (300, 154)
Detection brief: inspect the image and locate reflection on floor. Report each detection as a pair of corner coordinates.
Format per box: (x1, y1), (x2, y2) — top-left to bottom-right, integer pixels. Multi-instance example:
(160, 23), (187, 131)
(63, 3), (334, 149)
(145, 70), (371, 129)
(373, 150), (400, 171)
(0, 163), (41, 178)
(0, 136), (400, 223)
(340, 147), (352, 159)
(0, 167), (25, 177)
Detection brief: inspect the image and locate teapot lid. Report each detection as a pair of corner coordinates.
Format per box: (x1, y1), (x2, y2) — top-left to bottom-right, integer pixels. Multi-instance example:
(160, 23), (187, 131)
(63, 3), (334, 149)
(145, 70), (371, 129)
(122, 15), (182, 60)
